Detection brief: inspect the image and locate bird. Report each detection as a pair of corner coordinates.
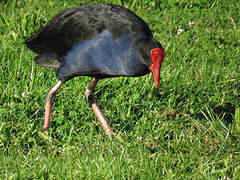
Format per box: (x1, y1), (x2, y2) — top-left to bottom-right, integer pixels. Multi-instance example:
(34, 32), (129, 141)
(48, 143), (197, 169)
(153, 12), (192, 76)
(25, 3), (165, 136)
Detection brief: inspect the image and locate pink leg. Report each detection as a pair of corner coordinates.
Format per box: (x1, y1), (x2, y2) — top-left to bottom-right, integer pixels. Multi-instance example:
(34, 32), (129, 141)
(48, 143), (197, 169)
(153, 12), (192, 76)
(85, 78), (114, 136)
(43, 81), (63, 133)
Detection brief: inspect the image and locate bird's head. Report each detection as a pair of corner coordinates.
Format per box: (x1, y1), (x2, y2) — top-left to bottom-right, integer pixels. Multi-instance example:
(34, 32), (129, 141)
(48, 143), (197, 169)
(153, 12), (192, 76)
(139, 38), (165, 88)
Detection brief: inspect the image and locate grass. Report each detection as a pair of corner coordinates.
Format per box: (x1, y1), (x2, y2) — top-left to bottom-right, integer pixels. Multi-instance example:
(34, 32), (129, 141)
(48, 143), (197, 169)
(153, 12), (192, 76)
(0, 0), (239, 179)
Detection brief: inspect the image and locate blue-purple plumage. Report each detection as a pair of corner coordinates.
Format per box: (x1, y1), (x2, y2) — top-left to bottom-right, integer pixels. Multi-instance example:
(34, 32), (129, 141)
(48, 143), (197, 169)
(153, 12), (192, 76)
(57, 30), (148, 81)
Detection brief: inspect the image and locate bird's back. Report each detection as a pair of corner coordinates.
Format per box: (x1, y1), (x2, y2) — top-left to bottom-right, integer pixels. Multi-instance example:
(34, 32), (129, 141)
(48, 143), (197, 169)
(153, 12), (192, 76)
(25, 4), (153, 57)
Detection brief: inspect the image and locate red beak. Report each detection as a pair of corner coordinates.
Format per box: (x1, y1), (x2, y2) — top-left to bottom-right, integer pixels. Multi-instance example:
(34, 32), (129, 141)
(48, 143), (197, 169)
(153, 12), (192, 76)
(149, 48), (165, 88)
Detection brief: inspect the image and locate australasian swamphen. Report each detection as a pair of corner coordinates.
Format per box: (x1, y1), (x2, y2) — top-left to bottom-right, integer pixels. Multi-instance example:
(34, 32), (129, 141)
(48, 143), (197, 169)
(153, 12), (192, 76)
(25, 4), (165, 136)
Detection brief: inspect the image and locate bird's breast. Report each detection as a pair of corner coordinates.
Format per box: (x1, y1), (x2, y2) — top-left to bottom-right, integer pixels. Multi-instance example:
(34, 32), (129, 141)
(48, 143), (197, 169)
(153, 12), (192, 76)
(57, 30), (148, 81)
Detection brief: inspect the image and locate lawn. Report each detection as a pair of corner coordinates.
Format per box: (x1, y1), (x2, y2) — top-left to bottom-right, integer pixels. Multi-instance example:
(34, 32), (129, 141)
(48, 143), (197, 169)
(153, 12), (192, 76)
(0, 0), (239, 179)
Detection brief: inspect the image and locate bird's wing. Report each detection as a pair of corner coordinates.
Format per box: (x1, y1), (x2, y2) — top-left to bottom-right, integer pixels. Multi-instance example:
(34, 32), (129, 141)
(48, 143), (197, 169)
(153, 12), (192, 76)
(25, 4), (152, 57)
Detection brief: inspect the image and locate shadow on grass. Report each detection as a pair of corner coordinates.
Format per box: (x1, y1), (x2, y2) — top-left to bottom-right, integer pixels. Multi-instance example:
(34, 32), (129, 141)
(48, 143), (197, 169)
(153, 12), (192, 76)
(196, 102), (235, 125)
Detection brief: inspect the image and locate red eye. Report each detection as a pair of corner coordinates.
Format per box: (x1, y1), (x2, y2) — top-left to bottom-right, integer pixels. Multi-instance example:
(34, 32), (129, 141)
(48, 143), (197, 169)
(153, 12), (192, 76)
(162, 49), (165, 57)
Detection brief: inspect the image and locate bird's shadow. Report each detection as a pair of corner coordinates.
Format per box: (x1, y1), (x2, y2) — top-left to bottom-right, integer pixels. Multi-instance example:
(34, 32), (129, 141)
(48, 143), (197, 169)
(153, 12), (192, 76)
(195, 102), (236, 124)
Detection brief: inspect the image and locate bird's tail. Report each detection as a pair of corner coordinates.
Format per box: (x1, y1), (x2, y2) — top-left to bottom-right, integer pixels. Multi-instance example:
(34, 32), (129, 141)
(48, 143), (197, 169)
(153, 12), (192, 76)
(34, 56), (60, 69)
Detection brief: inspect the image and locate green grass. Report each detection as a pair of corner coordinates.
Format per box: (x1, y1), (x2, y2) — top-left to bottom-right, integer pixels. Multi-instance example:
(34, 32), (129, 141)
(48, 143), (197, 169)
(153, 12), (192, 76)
(0, 0), (240, 179)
